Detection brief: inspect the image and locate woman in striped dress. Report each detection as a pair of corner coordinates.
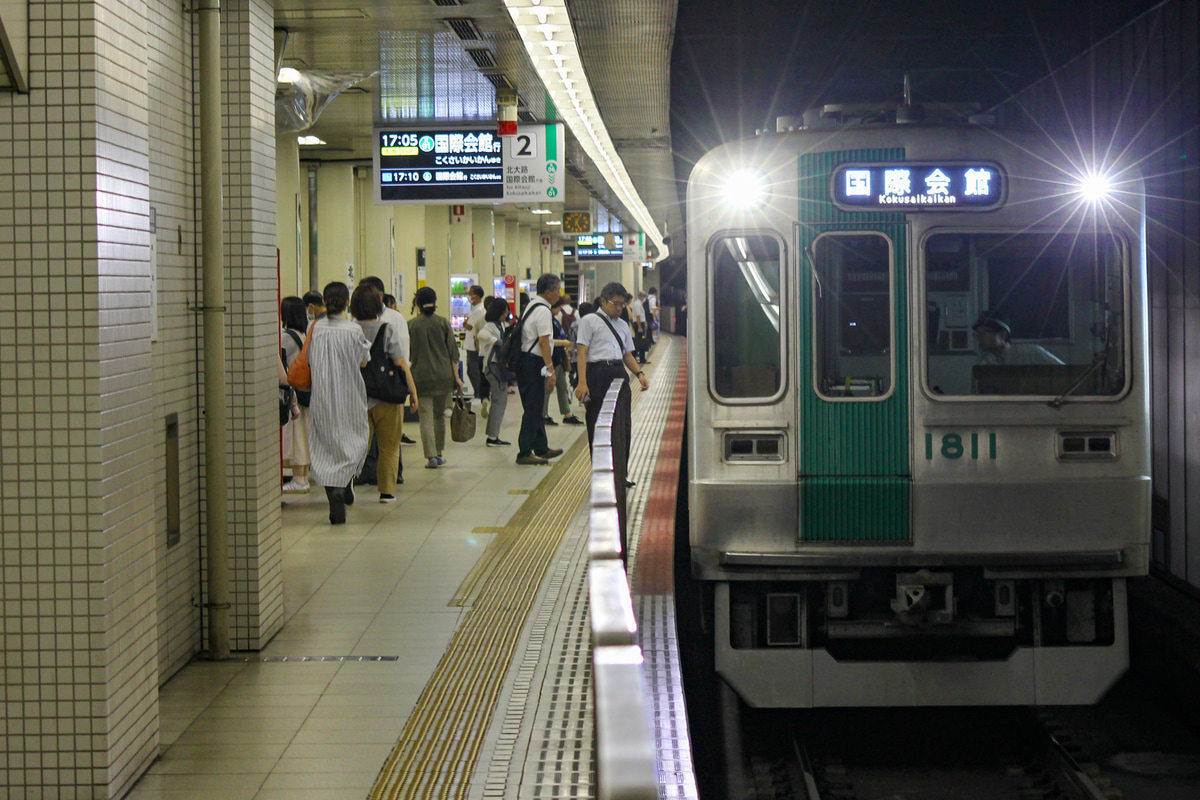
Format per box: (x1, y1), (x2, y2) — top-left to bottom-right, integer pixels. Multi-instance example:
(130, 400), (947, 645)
(306, 282), (371, 524)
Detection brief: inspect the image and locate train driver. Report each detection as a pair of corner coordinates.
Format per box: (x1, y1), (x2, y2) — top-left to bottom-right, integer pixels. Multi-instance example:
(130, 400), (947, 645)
(972, 313), (1063, 366)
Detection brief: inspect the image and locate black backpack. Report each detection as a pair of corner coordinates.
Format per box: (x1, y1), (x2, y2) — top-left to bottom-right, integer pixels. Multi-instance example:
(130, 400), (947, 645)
(361, 323), (409, 405)
(499, 302), (541, 374)
(485, 321), (519, 383)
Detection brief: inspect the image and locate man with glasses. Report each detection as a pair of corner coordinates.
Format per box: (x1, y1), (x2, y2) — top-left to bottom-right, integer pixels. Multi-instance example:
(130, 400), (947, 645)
(573, 281), (649, 483)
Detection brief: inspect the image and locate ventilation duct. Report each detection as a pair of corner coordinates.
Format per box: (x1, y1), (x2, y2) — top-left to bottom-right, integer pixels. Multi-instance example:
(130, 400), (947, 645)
(466, 48), (497, 68)
(444, 18), (481, 40)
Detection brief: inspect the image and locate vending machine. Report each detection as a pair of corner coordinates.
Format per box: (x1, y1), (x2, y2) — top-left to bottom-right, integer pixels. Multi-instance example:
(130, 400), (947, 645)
(448, 273), (478, 339)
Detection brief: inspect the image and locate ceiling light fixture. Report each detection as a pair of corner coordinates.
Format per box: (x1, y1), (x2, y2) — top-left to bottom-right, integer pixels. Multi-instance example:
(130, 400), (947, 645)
(504, 0), (668, 261)
(297, 135), (326, 146)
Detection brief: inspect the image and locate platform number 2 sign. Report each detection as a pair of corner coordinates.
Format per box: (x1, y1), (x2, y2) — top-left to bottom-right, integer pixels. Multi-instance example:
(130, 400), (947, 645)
(512, 134), (537, 159)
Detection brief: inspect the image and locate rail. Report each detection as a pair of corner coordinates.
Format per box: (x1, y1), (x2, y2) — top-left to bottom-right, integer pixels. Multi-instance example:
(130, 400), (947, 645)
(588, 379), (659, 800)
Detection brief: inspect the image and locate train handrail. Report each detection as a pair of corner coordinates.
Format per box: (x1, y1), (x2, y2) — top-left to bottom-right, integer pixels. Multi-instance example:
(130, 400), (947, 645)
(587, 379), (659, 800)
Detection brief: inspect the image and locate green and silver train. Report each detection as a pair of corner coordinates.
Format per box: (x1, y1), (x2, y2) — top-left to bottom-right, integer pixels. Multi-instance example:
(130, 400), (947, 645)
(686, 109), (1149, 707)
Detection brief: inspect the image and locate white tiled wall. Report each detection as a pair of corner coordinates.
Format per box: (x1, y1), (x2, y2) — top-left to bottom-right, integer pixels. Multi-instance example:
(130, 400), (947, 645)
(0, 0), (281, 796)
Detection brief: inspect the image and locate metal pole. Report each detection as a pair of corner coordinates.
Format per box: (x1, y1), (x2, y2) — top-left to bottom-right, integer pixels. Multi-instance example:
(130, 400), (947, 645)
(308, 164), (319, 291)
(198, 0), (230, 660)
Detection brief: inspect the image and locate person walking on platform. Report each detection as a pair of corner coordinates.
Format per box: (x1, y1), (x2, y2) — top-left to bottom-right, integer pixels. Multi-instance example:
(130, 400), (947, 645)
(475, 298), (513, 446)
(351, 284), (418, 502)
(307, 282), (371, 525)
(515, 273), (565, 465)
(408, 286), (463, 469)
(573, 281), (648, 482)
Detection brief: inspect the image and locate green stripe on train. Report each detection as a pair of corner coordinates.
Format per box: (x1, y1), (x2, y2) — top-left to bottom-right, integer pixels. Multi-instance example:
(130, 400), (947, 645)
(797, 148), (911, 542)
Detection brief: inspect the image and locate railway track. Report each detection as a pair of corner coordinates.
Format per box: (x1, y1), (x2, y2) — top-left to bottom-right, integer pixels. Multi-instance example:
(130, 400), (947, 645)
(735, 707), (1123, 800)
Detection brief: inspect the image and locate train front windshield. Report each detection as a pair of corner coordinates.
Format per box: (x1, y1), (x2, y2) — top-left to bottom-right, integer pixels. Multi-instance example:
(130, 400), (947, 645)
(924, 232), (1126, 398)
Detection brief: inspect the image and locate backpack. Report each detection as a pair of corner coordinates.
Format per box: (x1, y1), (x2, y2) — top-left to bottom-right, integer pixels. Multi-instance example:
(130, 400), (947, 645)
(499, 301), (542, 374)
(486, 321), (519, 383)
(360, 323), (409, 405)
(282, 328), (311, 407)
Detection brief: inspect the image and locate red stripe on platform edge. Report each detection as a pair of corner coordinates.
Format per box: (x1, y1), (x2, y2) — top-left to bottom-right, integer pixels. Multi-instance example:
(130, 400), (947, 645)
(632, 351), (687, 595)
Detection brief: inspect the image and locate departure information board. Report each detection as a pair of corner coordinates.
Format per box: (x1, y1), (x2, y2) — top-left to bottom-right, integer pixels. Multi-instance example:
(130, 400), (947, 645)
(832, 162), (1005, 211)
(575, 234), (623, 260)
(376, 129), (504, 202)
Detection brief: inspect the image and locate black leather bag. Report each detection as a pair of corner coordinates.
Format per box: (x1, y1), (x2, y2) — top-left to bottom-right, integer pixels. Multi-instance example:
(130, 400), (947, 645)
(361, 323), (409, 404)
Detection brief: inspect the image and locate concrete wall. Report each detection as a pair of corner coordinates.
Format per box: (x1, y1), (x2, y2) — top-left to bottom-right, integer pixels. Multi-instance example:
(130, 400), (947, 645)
(0, 0), (281, 794)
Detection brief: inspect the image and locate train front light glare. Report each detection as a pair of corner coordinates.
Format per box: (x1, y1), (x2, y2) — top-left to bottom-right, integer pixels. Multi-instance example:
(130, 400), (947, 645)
(1079, 172), (1112, 203)
(725, 171), (767, 208)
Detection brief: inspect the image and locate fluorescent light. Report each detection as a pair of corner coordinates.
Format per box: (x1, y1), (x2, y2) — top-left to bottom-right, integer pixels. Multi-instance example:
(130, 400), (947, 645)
(505, 0), (669, 262)
(277, 67), (302, 84)
(297, 135), (326, 146)
(546, 220), (562, 225)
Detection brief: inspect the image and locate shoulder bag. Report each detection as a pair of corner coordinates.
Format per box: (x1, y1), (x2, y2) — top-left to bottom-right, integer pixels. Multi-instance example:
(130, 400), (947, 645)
(286, 321), (315, 392)
(450, 388), (477, 442)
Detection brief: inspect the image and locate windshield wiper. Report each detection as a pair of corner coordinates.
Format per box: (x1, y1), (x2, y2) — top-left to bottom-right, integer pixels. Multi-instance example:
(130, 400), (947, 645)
(1047, 353), (1107, 409)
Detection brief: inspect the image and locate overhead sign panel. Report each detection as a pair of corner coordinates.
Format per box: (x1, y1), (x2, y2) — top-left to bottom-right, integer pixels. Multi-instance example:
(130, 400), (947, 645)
(576, 234), (623, 261)
(832, 162), (1005, 211)
(502, 123), (564, 202)
(376, 129), (503, 203)
(374, 123), (566, 205)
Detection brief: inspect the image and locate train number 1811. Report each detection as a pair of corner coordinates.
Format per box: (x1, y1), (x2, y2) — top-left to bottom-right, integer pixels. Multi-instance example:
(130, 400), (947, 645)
(924, 432), (997, 460)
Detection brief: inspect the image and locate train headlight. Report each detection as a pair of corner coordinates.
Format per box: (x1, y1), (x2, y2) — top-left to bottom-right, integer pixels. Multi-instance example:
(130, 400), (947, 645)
(1078, 172), (1112, 203)
(724, 170), (768, 208)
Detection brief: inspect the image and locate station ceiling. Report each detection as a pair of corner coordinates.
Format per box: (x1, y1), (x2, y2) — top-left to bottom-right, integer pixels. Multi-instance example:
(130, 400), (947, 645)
(274, 0), (681, 247)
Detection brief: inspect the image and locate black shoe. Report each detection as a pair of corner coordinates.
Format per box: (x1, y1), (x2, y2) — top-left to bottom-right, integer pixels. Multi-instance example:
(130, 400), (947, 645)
(562, 415), (584, 426)
(353, 477), (376, 486)
(343, 481), (355, 506)
(544, 416), (558, 426)
(401, 434), (416, 445)
(326, 486), (346, 524)
(538, 448), (564, 459)
(516, 454), (549, 465)
(486, 437), (512, 447)
(625, 479), (637, 488)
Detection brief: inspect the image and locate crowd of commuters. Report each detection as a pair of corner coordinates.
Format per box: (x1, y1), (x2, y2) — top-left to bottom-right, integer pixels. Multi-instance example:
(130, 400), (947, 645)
(280, 272), (657, 523)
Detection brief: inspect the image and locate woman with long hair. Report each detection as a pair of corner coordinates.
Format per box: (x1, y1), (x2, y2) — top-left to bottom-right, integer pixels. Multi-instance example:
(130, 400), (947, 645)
(306, 282), (371, 524)
(280, 296), (311, 492)
(407, 286), (463, 468)
(474, 298), (512, 447)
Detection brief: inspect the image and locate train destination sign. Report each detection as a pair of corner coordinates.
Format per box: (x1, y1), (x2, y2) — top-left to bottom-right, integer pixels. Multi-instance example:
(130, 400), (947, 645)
(375, 129), (504, 203)
(832, 162), (1005, 211)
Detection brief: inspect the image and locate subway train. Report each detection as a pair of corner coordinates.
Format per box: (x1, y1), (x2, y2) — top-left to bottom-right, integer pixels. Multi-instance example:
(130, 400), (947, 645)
(685, 105), (1150, 707)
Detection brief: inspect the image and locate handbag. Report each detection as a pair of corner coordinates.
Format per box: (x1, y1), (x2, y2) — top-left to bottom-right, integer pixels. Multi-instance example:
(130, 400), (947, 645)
(361, 322), (409, 404)
(287, 321), (315, 392)
(450, 390), (477, 442)
(278, 385), (294, 426)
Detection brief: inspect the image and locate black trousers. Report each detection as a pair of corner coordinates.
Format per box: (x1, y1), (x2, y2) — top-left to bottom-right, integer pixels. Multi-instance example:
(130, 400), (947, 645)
(516, 354), (549, 457)
(584, 363), (632, 466)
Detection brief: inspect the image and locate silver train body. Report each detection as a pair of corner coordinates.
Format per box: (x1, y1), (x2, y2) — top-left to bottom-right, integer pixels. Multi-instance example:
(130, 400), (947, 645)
(686, 122), (1149, 707)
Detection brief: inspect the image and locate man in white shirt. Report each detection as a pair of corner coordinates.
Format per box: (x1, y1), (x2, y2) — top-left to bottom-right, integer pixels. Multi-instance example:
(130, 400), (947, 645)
(515, 273), (565, 465)
(973, 314), (1063, 366)
(574, 281), (648, 482)
(462, 285), (488, 405)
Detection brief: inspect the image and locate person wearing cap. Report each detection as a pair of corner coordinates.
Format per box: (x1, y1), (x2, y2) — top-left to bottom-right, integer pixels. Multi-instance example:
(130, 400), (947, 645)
(973, 313), (1063, 366)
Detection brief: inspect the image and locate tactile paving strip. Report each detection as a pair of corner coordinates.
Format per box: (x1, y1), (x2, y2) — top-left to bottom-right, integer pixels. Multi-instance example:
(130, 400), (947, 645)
(369, 432), (594, 800)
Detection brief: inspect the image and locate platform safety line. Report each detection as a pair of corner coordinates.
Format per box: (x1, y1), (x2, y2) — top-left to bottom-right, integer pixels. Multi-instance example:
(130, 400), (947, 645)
(369, 434), (593, 800)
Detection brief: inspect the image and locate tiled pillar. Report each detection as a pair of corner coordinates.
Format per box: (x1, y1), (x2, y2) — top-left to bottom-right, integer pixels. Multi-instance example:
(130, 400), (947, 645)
(0, 0), (160, 796)
(217, 0), (282, 651)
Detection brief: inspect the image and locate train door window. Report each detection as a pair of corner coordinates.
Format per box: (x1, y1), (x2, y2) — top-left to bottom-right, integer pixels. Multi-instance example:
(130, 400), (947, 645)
(710, 234), (784, 400)
(924, 232), (1126, 398)
(811, 233), (893, 400)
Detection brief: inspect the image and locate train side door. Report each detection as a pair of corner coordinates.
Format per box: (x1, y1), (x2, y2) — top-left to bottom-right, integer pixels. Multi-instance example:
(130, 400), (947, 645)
(798, 224), (910, 542)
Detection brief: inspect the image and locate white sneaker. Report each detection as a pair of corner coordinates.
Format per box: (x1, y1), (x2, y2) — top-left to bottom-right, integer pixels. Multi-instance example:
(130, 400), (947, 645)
(282, 480), (309, 493)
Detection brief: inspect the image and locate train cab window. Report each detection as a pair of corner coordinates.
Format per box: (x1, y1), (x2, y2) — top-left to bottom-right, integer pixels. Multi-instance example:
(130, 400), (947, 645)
(711, 235), (783, 400)
(811, 233), (893, 400)
(924, 232), (1126, 398)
